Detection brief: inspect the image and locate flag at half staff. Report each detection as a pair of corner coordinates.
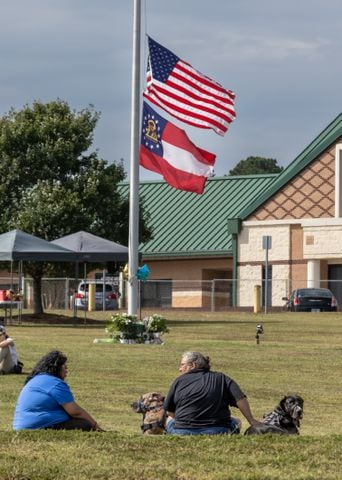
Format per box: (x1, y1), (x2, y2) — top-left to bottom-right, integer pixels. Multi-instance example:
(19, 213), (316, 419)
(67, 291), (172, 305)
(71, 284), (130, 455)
(140, 101), (216, 194)
(143, 36), (236, 136)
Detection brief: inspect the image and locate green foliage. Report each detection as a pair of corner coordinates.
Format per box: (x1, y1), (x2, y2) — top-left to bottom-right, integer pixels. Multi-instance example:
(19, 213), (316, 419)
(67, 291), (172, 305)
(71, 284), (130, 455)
(144, 313), (169, 333)
(228, 156), (284, 176)
(107, 313), (138, 332)
(106, 313), (143, 341)
(0, 100), (98, 225)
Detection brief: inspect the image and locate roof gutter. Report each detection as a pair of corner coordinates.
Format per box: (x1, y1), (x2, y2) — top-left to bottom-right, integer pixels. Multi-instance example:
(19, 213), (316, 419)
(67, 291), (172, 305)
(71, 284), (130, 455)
(140, 251), (232, 260)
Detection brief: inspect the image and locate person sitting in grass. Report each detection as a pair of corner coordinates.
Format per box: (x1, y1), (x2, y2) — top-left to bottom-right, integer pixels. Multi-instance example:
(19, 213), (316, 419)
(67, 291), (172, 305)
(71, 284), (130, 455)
(0, 325), (20, 374)
(13, 350), (104, 431)
(165, 351), (261, 435)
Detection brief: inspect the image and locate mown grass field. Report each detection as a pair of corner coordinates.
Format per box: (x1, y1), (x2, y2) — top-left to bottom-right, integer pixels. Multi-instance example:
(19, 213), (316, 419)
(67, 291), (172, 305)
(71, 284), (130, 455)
(1, 309), (342, 479)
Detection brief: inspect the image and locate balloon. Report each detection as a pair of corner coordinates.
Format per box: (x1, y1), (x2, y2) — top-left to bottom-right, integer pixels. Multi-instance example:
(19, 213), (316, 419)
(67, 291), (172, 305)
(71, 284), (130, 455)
(137, 264), (150, 281)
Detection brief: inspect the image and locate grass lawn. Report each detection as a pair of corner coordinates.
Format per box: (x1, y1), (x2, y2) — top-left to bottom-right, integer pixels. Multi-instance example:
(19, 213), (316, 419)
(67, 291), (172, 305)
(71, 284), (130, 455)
(1, 310), (342, 479)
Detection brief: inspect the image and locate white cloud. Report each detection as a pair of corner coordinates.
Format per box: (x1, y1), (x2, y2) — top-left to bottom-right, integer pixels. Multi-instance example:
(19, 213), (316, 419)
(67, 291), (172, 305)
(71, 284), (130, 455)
(214, 34), (330, 62)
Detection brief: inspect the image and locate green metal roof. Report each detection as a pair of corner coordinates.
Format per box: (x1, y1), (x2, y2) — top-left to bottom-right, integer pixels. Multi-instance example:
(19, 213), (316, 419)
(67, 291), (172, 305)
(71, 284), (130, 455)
(118, 175), (276, 259)
(239, 113), (342, 220)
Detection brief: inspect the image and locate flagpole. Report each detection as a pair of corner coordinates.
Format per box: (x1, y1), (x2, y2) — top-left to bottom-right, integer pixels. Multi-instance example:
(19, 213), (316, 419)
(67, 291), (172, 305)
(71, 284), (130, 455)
(127, 0), (141, 315)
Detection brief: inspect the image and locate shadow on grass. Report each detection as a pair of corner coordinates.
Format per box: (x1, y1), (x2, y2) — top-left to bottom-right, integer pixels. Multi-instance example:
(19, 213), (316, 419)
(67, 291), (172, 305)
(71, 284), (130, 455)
(167, 319), (283, 326)
(13, 323), (105, 329)
(8, 313), (106, 327)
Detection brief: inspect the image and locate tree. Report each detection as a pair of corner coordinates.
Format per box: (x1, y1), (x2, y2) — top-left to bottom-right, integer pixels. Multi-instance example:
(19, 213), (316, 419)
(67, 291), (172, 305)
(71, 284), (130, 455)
(0, 100), (152, 314)
(228, 156), (283, 176)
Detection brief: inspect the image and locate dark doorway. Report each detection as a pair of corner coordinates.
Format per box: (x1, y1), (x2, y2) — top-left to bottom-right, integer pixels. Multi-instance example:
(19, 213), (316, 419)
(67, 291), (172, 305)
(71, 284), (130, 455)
(328, 265), (342, 305)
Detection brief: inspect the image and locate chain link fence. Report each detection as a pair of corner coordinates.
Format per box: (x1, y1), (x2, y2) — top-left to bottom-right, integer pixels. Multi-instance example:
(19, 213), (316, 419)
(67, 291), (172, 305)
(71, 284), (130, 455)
(1, 277), (342, 312)
(139, 278), (290, 310)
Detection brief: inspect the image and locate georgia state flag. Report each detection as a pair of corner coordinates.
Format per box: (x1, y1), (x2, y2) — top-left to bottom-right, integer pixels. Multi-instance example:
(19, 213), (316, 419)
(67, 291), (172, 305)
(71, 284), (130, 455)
(140, 101), (216, 194)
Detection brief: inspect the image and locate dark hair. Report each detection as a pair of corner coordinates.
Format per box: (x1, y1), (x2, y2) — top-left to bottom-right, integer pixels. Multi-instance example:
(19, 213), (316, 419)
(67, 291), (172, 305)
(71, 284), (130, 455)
(0, 326), (7, 337)
(25, 350), (67, 384)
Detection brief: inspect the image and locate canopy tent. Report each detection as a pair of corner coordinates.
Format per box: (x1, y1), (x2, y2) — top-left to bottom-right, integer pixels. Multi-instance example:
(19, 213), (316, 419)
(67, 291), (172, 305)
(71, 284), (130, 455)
(52, 231), (129, 320)
(51, 231), (128, 262)
(0, 229), (77, 324)
(0, 229), (76, 262)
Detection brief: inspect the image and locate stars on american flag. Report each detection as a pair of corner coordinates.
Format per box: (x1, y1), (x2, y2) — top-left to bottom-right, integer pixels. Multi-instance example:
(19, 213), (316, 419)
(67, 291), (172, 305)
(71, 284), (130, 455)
(148, 39), (179, 83)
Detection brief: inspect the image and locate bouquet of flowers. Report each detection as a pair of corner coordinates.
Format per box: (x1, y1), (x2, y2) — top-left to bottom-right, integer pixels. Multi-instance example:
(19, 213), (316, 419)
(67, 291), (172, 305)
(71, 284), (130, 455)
(106, 313), (169, 344)
(106, 313), (143, 342)
(143, 314), (169, 334)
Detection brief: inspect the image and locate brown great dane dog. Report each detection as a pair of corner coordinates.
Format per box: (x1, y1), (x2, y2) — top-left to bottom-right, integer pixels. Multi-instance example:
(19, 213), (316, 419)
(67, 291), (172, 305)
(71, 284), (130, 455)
(131, 392), (166, 435)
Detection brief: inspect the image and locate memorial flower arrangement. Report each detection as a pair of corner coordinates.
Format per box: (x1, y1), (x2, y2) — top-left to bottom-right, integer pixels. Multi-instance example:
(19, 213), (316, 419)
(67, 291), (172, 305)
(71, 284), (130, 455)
(106, 313), (169, 344)
(143, 314), (169, 334)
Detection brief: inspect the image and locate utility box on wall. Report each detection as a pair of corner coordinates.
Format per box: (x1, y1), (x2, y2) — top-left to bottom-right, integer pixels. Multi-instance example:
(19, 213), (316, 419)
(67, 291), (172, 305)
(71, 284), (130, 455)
(227, 218), (241, 235)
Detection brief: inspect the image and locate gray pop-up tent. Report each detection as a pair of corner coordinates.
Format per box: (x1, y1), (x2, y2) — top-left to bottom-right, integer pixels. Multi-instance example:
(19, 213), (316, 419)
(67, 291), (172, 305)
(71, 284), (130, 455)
(0, 229), (77, 262)
(51, 231), (128, 262)
(0, 229), (77, 323)
(52, 231), (129, 317)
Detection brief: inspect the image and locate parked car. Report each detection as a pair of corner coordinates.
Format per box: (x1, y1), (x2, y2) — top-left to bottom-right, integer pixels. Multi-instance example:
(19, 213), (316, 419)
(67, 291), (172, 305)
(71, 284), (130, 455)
(74, 281), (120, 310)
(283, 288), (337, 312)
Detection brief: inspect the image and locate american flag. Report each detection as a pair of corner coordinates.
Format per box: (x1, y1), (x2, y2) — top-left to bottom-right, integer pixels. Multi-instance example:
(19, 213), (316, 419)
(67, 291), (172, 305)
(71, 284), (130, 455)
(143, 37), (236, 136)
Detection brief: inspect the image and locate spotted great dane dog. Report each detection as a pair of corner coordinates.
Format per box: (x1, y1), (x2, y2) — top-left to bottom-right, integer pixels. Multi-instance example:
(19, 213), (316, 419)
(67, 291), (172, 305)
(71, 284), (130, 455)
(245, 395), (304, 435)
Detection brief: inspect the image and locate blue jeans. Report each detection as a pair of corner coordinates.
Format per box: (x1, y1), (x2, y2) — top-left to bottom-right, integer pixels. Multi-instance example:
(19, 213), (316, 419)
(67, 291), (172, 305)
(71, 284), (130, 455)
(166, 417), (241, 436)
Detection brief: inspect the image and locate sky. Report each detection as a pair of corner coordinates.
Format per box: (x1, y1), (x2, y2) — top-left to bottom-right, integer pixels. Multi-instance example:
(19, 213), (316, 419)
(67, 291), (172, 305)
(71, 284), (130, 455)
(1, 0), (341, 181)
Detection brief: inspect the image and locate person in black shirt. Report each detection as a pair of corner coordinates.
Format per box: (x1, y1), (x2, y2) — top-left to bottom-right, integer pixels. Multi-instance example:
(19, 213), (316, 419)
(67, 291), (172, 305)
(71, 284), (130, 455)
(164, 351), (260, 435)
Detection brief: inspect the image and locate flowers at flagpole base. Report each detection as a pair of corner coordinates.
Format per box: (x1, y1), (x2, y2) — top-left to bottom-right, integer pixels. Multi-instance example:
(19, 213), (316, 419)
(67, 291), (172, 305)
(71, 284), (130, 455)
(106, 313), (169, 344)
(143, 314), (169, 334)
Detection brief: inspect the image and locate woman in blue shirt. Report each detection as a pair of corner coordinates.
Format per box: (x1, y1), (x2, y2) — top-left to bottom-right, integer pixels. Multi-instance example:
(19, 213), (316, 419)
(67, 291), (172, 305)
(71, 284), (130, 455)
(13, 350), (104, 431)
